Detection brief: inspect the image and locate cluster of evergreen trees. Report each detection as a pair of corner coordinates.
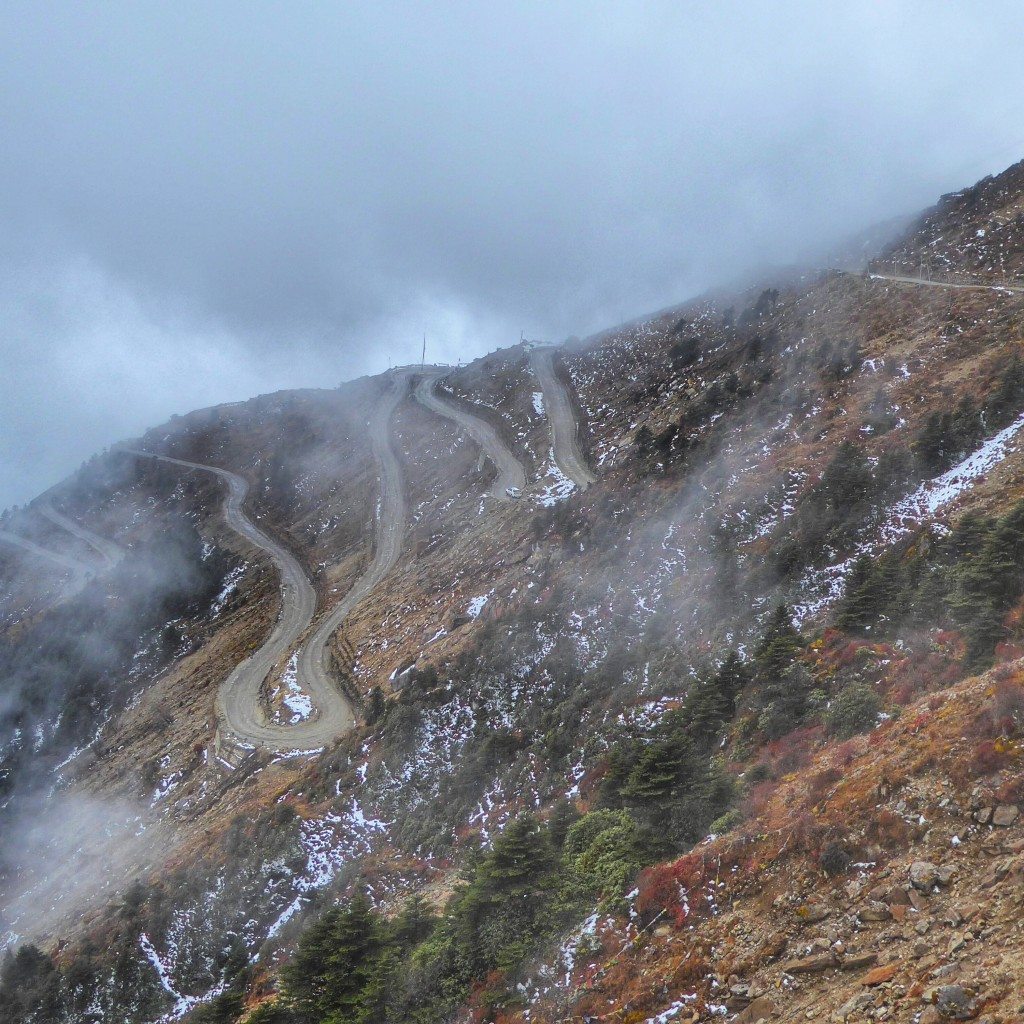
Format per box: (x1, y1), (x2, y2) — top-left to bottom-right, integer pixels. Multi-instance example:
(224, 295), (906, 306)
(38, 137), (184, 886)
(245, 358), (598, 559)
(224, 806), (650, 1023)
(914, 356), (1024, 475)
(773, 440), (906, 580)
(598, 655), (744, 851)
(838, 499), (1024, 666)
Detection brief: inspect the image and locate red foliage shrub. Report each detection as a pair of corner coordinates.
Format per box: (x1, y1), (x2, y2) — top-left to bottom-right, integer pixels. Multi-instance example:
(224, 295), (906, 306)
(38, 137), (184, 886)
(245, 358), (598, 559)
(865, 809), (910, 848)
(971, 739), (1010, 776)
(888, 651), (962, 705)
(990, 679), (1024, 736)
(807, 766), (843, 804)
(742, 779), (778, 819)
(764, 724), (823, 775)
(832, 738), (862, 766)
(995, 775), (1024, 805)
(993, 642), (1024, 665)
(635, 852), (710, 928)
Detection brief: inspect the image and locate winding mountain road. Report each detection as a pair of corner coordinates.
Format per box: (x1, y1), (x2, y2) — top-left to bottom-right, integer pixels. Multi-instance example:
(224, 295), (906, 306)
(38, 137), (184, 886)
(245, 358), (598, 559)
(293, 373), (410, 743)
(528, 346), (597, 489)
(0, 530), (94, 585)
(121, 448), (326, 749)
(120, 374), (410, 753)
(413, 372), (527, 499)
(39, 503), (125, 568)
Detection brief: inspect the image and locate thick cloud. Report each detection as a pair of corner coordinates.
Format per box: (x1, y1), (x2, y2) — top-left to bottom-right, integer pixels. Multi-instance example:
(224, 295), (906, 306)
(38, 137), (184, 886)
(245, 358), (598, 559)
(2, 2), (1024, 505)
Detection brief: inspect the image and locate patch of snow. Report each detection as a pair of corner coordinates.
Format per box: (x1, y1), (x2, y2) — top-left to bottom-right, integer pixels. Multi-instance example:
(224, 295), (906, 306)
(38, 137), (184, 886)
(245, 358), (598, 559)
(279, 654), (313, 724)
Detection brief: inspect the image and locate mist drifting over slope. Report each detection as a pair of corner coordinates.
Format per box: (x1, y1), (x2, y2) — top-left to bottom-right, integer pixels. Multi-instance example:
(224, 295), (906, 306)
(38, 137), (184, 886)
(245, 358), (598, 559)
(3, 2), (1024, 506)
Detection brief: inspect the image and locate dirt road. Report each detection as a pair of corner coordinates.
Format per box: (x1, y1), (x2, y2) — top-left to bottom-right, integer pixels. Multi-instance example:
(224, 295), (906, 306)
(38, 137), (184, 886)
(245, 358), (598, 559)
(867, 272), (1024, 295)
(528, 346), (596, 489)
(0, 530), (94, 585)
(413, 372), (527, 498)
(120, 448), (329, 750)
(121, 375), (410, 753)
(39, 503), (125, 568)
(294, 374), (410, 741)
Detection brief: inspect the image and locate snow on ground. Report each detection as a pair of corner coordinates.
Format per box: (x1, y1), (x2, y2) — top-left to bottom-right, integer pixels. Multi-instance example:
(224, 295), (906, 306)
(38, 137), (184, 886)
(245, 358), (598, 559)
(151, 755), (184, 806)
(266, 800), (389, 939)
(532, 391), (545, 415)
(640, 996), (700, 1024)
(210, 565), (245, 616)
(141, 932), (228, 1022)
(280, 654), (313, 723)
(466, 591), (492, 618)
(794, 409), (1024, 624)
(879, 409), (1024, 544)
(536, 455), (576, 507)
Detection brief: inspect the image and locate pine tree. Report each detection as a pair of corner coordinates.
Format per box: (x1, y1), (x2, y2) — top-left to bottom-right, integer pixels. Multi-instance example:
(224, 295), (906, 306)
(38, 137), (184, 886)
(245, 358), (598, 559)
(621, 730), (701, 835)
(753, 604), (802, 682)
(915, 410), (954, 473)
(950, 395), (983, 457)
(0, 945), (61, 1024)
(713, 651), (750, 714)
(836, 555), (901, 633)
(683, 679), (729, 749)
(988, 353), (1024, 429)
(757, 663), (815, 741)
(478, 814), (553, 895)
(282, 889), (386, 1024)
(392, 895), (437, 948)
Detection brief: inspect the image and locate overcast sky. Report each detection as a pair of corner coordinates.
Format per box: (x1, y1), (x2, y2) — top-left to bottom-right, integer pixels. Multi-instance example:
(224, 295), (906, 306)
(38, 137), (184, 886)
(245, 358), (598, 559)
(2, 2), (1024, 507)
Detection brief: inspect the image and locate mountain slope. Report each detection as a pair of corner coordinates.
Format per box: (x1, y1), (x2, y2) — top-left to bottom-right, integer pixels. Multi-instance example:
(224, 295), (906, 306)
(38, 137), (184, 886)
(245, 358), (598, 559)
(3, 160), (1024, 1024)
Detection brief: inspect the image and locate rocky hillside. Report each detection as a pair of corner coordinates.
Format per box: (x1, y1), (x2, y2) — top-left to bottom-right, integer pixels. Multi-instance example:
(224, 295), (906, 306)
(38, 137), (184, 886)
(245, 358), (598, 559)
(3, 160), (1024, 1024)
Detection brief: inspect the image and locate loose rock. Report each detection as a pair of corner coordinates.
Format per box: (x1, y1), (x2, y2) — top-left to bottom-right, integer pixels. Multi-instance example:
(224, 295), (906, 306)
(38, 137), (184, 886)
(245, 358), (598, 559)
(992, 804), (1019, 827)
(911, 861), (940, 891)
(782, 952), (839, 974)
(859, 901), (892, 922)
(862, 963), (899, 986)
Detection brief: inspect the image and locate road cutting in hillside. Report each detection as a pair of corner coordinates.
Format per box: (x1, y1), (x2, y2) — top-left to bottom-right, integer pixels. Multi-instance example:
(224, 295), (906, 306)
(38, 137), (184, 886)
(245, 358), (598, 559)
(0, 530), (95, 587)
(528, 345), (597, 489)
(412, 372), (528, 499)
(866, 271), (1024, 294)
(122, 374), (409, 753)
(38, 502), (126, 569)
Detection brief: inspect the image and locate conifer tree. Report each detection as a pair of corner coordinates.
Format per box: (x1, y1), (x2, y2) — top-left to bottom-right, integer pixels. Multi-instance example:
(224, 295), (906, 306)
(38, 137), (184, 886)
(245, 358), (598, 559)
(682, 679), (729, 748)
(282, 889), (386, 1024)
(753, 604), (801, 682)
(713, 650), (749, 713)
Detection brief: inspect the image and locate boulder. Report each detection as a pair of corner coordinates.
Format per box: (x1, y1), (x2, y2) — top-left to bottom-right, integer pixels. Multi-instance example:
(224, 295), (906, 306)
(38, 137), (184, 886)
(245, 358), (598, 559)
(735, 995), (776, 1023)
(862, 963), (899, 986)
(910, 861), (940, 891)
(928, 984), (976, 1020)
(908, 887), (930, 912)
(795, 903), (831, 924)
(992, 804), (1019, 827)
(835, 993), (872, 1020)
(841, 951), (878, 970)
(782, 952), (839, 974)
(887, 886), (912, 906)
(859, 901), (892, 922)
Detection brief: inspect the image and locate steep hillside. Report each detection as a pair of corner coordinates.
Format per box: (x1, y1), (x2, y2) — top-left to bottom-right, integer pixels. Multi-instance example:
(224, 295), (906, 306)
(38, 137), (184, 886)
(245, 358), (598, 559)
(4, 161), (1024, 1024)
